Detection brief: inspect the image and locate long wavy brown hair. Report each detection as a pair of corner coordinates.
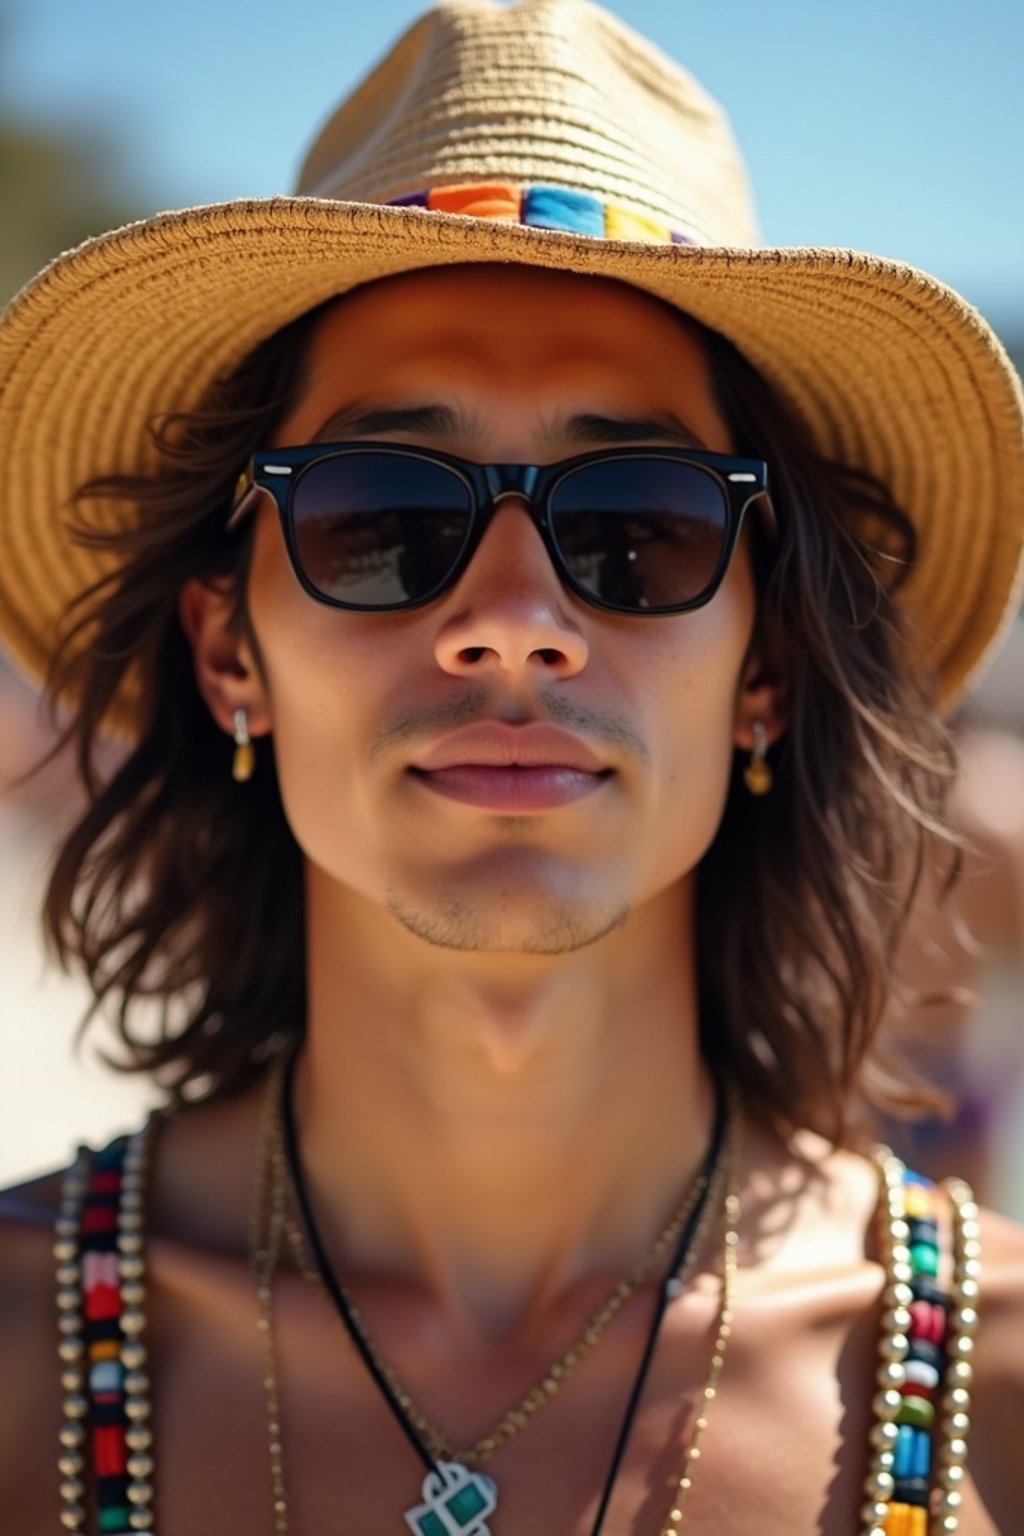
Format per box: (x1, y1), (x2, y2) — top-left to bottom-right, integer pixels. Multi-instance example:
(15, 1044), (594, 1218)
(34, 272), (968, 1141)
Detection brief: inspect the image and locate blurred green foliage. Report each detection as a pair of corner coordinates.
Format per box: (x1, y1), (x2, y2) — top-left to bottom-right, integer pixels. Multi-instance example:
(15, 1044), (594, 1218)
(0, 120), (144, 303)
(0, 15), (147, 307)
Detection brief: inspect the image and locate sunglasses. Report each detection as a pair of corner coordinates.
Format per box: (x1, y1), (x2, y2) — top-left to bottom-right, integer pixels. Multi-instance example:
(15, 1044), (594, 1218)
(227, 442), (774, 616)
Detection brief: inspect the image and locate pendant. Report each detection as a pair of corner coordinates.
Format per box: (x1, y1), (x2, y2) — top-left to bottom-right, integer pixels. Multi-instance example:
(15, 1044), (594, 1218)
(404, 1460), (498, 1536)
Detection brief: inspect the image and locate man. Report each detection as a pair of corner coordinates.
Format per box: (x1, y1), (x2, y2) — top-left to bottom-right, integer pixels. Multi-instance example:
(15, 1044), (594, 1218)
(0, 3), (1022, 1533)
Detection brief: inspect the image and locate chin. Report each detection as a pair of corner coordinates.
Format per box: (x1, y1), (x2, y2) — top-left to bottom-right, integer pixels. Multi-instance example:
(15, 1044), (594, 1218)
(383, 882), (631, 955)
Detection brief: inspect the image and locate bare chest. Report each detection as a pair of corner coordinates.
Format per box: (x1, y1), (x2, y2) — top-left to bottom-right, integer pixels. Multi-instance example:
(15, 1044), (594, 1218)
(8, 1256), (1000, 1536)
(134, 1269), (895, 1536)
(8, 1210), (1000, 1536)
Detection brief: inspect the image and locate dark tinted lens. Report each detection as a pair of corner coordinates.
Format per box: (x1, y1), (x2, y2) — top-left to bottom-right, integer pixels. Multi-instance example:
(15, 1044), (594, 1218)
(550, 458), (728, 610)
(290, 452), (473, 606)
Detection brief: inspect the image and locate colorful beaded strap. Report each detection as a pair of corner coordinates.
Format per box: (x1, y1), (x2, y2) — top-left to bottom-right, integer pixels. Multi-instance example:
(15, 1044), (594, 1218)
(864, 1153), (979, 1536)
(55, 1132), (977, 1534)
(55, 1125), (156, 1534)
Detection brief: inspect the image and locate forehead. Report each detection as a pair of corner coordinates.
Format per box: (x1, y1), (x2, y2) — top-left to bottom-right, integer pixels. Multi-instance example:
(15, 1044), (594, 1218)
(288, 264), (723, 442)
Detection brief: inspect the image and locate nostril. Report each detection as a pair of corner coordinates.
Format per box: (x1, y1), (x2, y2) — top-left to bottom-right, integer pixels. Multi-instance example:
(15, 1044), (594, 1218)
(457, 645), (564, 665)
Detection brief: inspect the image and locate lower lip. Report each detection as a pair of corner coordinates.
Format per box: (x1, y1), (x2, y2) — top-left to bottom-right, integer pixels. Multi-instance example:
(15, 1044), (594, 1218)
(410, 766), (610, 811)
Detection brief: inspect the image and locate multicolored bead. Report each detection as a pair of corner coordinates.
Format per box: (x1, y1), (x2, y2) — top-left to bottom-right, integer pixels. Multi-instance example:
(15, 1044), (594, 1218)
(56, 1124), (157, 1536)
(862, 1155), (976, 1536)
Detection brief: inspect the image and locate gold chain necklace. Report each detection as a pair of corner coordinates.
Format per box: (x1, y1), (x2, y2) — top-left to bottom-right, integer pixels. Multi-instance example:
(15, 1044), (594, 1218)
(658, 1124), (739, 1534)
(281, 1160), (724, 1465)
(249, 1053), (741, 1533)
(253, 1051), (719, 1465)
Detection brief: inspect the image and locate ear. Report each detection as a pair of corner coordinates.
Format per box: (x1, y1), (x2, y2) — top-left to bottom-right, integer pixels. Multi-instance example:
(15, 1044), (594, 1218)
(733, 610), (790, 753)
(178, 577), (272, 737)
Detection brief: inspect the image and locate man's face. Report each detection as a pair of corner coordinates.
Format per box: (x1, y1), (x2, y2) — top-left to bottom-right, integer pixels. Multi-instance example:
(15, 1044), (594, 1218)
(245, 264), (760, 953)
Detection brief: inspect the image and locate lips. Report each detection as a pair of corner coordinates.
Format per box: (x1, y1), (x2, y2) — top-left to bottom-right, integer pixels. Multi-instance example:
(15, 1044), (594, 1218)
(412, 721), (608, 774)
(409, 721), (611, 813)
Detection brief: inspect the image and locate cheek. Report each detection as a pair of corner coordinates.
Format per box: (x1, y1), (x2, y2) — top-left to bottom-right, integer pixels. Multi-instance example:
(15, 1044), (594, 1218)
(245, 515), (395, 881)
(631, 550), (756, 885)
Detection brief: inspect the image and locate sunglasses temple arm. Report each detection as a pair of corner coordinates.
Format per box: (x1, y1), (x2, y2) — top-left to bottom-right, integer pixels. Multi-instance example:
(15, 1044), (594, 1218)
(751, 489), (779, 540)
(226, 480), (262, 533)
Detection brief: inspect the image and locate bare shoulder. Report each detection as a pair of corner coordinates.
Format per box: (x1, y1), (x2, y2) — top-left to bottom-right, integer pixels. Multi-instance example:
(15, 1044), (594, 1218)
(0, 1160), (70, 1329)
(0, 1165), (65, 1227)
(0, 1164), (72, 1527)
(951, 1196), (1024, 1533)
(971, 1198), (1024, 1384)
(0, 1165), (67, 1383)
(0, 1163), (67, 1292)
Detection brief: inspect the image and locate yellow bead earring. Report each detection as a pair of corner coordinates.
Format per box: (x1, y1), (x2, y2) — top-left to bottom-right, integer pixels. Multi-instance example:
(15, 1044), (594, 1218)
(743, 720), (773, 796)
(232, 708), (256, 783)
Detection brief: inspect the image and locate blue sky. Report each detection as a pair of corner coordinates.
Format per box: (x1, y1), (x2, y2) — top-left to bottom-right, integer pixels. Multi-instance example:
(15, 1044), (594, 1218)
(3, 0), (1023, 329)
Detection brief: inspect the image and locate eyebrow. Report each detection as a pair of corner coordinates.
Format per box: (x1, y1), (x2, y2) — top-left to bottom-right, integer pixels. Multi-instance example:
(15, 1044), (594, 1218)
(308, 401), (709, 451)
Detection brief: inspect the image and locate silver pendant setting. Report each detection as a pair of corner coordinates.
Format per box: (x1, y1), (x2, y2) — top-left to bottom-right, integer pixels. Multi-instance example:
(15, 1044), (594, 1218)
(404, 1461), (498, 1535)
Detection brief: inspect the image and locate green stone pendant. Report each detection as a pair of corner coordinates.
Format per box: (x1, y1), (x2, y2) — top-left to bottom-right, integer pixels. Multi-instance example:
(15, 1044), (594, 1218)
(404, 1461), (498, 1536)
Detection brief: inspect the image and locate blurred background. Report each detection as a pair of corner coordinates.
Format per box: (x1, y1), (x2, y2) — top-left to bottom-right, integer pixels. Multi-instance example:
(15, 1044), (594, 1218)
(1, 0), (1022, 1205)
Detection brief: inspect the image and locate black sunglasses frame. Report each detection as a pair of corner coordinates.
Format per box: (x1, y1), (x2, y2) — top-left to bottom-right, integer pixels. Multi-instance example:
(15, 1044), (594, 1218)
(227, 441), (774, 617)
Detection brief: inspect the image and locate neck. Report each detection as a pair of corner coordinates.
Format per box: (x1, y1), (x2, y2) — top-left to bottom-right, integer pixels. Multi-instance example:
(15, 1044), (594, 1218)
(289, 867), (718, 1341)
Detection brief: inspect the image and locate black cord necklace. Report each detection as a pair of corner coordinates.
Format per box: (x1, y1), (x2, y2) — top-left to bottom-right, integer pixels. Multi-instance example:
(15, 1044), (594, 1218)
(281, 1049), (727, 1535)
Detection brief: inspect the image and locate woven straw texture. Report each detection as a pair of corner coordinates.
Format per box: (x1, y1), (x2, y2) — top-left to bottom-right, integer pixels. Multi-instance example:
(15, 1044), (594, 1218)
(0, 0), (1022, 731)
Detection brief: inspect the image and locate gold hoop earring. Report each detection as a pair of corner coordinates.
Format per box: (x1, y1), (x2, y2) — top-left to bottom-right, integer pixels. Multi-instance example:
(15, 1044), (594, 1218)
(232, 708), (256, 783)
(743, 720), (773, 796)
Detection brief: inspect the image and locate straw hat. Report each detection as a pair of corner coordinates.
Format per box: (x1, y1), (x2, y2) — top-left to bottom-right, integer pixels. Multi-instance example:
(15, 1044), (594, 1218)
(0, 0), (1021, 727)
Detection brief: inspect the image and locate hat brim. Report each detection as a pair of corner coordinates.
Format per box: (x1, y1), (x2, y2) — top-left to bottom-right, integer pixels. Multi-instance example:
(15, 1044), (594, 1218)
(1, 196), (1022, 729)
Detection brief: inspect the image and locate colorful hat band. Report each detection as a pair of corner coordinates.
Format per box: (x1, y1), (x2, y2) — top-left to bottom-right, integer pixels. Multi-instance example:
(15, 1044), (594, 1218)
(385, 182), (699, 245)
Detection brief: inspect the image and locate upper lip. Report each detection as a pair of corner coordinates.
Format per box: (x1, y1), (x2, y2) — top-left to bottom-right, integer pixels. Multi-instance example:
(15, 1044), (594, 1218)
(412, 722), (609, 773)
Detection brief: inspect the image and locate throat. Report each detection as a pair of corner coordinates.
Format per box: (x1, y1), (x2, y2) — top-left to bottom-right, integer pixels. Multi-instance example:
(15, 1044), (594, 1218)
(287, 1048), (719, 1344)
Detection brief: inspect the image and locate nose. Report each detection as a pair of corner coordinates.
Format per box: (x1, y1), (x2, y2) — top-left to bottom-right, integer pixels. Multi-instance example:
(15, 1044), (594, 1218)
(432, 497), (590, 680)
